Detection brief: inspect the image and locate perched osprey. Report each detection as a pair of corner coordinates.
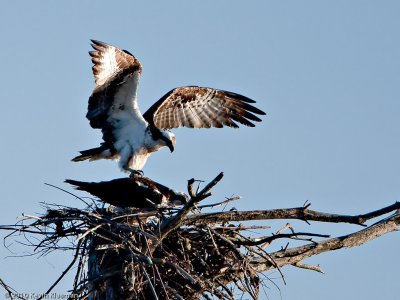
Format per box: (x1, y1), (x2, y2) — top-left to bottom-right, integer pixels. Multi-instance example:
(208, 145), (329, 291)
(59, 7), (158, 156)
(65, 177), (188, 208)
(72, 40), (266, 176)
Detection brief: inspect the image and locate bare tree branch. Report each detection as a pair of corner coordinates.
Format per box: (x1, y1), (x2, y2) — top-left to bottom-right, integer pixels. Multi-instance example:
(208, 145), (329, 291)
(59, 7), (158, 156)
(252, 210), (400, 273)
(183, 202), (400, 226)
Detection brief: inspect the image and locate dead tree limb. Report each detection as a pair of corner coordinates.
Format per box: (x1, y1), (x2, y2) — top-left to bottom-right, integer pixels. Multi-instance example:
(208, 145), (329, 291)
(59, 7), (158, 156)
(255, 210), (400, 272)
(183, 202), (400, 226)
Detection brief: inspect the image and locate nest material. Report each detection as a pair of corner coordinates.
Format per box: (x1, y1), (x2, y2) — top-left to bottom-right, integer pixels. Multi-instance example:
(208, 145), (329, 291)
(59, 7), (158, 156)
(31, 173), (266, 300)
(82, 209), (261, 300)
(5, 173), (400, 300)
(17, 210), (261, 300)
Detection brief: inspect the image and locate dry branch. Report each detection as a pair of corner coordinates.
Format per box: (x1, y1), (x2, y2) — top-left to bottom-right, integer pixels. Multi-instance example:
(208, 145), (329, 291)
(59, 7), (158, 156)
(0, 173), (399, 300)
(257, 211), (400, 272)
(183, 202), (400, 226)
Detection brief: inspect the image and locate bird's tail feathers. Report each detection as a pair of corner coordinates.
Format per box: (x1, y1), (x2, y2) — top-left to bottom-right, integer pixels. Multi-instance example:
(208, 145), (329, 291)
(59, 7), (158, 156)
(64, 179), (88, 190)
(71, 146), (112, 162)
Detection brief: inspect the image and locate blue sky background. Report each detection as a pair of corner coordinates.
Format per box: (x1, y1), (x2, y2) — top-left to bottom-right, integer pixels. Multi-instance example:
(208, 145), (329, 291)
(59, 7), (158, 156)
(0, 1), (399, 299)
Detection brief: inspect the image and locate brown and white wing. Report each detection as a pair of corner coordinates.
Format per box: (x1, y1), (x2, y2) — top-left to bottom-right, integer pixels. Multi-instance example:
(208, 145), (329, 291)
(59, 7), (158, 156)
(143, 86), (266, 129)
(90, 39), (141, 86)
(85, 40), (145, 146)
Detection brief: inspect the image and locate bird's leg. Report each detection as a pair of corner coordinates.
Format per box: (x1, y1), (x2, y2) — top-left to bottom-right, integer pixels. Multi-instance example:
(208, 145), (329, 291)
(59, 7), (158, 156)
(127, 168), (144, 178)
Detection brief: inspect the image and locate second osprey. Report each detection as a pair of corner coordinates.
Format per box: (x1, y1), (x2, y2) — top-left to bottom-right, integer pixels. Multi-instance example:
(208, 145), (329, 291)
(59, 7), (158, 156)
(73, 40), (266, 176)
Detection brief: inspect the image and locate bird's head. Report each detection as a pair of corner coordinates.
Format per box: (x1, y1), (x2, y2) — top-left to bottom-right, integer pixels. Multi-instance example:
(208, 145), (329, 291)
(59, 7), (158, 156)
(161, 130), (176, 152)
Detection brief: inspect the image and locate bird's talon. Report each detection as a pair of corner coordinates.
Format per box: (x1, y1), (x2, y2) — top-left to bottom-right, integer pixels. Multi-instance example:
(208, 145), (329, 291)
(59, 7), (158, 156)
(129, 169), (144, 178)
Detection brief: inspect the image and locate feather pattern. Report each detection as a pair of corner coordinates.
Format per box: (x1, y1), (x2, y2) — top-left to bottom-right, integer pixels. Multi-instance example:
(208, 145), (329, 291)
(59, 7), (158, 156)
(143, 86), (266, 129)
(89, 39), (142, 86)
(85, 40), (145, 147)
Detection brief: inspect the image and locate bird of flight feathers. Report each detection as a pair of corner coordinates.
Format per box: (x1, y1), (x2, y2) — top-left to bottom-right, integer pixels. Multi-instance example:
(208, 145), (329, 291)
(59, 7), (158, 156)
(72, 40), (266, 176)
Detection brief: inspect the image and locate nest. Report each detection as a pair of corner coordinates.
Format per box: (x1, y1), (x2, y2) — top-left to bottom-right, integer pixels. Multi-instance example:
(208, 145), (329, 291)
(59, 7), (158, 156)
(60, 173), (267, 299)
(79, 208), (262, 300)
(6, 172), (397, 300)
(6, 173), (275, 300)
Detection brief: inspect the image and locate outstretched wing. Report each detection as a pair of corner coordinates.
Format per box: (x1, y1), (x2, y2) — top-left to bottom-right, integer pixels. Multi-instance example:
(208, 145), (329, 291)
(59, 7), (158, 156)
(85, 40), (145, 146)
(143, 86), (266, 129)
(89, 39), (141, 88)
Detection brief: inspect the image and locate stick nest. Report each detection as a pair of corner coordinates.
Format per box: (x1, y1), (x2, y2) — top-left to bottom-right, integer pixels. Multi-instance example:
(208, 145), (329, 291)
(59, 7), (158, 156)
(4, 172), (400, 300)
(6, 173), (272, 300)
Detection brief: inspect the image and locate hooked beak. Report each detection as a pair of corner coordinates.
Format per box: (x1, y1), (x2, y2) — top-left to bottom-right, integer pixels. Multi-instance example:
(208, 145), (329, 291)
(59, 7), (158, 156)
(167, 141), (174, 153)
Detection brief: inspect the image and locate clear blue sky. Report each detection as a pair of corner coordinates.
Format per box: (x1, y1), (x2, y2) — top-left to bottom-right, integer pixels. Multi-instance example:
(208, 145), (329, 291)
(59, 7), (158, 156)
(1, 1), (399, 299)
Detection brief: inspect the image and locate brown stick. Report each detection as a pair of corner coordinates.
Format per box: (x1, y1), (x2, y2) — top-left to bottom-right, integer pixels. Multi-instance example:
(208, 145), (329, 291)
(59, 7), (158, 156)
(183, 202), (400, 226)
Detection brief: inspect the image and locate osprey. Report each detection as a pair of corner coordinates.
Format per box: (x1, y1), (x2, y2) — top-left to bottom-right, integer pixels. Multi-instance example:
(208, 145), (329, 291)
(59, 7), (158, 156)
(72, 40), (266, 176)
(65, 177), (188, 208)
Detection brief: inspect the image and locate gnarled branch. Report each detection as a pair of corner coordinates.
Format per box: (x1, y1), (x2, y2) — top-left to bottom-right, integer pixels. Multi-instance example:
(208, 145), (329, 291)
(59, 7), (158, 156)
(183, 202), (400, 226)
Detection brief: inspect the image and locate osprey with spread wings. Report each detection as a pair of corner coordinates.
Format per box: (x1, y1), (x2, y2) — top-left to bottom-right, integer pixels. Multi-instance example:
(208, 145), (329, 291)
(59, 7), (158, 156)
(72, 40), (266, 176)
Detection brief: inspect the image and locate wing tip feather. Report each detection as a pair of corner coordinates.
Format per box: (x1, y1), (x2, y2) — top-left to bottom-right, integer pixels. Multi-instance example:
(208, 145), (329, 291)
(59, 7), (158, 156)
(90, 39), (105, 46)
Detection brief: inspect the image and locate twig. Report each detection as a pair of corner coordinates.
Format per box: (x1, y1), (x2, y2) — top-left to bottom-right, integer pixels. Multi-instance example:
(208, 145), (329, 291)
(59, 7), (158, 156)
(235, 232), (330, 246)
(207, 227), (222, 256)
(293, 262), (324, 274)
(261, 223), (292, 249)
(44, 183), (92, 207)
(197, 196), (241, 209)
(76, 224), (103, 241)
(37, 239), (83, 300)
(140, 264), (159, 300)
(0, 278), (24, 300)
